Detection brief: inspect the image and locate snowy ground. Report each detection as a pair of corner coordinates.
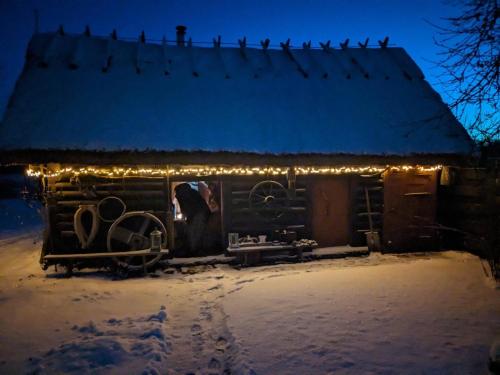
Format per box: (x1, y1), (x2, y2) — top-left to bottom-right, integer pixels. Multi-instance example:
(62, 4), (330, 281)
(0, 233), (499, 374)
(0, 199), (42, 238)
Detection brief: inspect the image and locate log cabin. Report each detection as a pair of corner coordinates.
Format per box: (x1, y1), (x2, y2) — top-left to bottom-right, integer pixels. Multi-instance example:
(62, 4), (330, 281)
(0, 26), (473, 270)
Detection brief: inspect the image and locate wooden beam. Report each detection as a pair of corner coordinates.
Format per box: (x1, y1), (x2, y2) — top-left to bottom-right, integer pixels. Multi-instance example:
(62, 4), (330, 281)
(302, 42), (329, 79)
(378, 36), (389, 48)
(44, 249), (169, 260)
(162, 36), (170, 75)
(39, 32), (60, 68)
(185, 38), (199, 77)
(280, 39), (308, 78)
(260, 38), (270, 50)
(358, 38), (369, 48)
(319, 40), (331, 52)
(68, 35), (83, 70)
(102, 30), (117, 73)
(212, 36), (230, 79)
(226, 244), (294, 254)
(136, 31), (146, 74)
(340, 38), (349, 50)
(212, 35), (221, 48)
(238, 37), (248, 60)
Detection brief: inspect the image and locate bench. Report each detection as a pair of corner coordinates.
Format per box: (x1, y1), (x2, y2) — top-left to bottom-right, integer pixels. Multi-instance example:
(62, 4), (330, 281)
(226, 243), (302, 265)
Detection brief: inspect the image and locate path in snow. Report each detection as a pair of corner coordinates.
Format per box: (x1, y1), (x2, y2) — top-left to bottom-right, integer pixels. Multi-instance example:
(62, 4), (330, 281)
(0, 234), (498, 374)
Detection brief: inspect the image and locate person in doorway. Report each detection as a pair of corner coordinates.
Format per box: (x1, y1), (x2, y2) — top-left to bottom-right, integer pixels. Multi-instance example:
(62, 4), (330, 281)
(174, 183), (211, 256)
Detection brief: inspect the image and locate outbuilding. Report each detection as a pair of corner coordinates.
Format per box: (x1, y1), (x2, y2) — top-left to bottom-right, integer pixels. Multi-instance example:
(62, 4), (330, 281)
(0, 26), (473, 270)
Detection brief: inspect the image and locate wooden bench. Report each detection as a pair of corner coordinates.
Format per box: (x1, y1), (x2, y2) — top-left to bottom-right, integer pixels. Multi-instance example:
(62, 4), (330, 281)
(226, 243), (301, 265)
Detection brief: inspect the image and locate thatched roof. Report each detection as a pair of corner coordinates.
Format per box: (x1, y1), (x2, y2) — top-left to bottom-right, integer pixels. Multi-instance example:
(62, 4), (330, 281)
(0, 31), (472, 164)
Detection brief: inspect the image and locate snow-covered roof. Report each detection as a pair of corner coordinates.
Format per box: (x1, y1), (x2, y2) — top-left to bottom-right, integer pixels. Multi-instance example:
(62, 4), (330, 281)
(0, 32), (472, 159)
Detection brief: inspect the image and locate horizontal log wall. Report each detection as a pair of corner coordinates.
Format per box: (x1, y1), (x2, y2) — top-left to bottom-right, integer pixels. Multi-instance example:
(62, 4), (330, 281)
(46, 175), (169, 254)
(221, 177), (309, 244)
(439, 167), (499, 259)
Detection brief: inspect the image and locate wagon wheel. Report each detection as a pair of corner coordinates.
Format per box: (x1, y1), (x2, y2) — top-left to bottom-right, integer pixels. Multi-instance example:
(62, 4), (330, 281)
(107, 211), (167, 271)
(249, 180), (290, 221)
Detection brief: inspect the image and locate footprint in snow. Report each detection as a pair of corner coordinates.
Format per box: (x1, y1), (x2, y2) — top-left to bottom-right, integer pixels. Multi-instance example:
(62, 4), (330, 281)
(208, 357), (221, 369)
(199, 308), (213, 321)
(191, 324), (202, 334)
(266, 274), (285, 279)
(215, 337), (228, 352)
(141, 365), (161, 375)
(227, 286), (243, 294)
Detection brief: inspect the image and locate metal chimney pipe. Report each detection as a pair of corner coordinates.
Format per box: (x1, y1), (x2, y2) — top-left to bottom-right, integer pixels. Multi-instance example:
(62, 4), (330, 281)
(176, 25), (187, 46)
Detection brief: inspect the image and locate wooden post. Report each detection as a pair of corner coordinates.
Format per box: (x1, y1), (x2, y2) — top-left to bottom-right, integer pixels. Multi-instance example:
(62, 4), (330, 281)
(164, 168), (175, 252)
(364, 186), (374, 232)
(220, 180), (232, 250)
(142, 255), (147, 275)
(287, 167), (296, 199)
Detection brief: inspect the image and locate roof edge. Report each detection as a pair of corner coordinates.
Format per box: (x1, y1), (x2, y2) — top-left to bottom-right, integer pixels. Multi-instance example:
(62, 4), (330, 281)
(0, 149), (473, 167)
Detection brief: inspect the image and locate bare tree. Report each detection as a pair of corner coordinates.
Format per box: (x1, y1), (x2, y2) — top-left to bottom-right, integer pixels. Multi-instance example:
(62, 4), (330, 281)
(433, 0), (499, 142)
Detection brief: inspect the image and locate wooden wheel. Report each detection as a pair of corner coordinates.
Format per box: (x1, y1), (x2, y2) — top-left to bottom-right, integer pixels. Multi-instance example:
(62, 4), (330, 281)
(249, 180), (289, 221)
(97, 196), (126, 222)
(107, 211), (167, 271)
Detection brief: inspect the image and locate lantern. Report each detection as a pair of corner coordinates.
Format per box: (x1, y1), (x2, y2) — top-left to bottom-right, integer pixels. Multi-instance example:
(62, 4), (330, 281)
(150, 228), (162, 252)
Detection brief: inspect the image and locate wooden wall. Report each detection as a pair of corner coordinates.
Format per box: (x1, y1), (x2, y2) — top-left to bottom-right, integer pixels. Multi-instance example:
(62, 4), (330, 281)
(221, 177), (308, 244)
(45, 174), (382, 255)
(44, 175), (170, 255)
(45, 170), (474, 257)
(438, 167), (500, 258)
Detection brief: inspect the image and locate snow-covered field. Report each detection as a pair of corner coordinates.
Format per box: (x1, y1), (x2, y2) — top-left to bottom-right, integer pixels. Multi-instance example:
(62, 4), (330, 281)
(0, 233), (499, 374)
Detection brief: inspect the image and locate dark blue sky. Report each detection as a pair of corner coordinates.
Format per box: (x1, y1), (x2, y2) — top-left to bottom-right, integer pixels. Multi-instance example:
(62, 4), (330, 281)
(0, 0), (460, 119)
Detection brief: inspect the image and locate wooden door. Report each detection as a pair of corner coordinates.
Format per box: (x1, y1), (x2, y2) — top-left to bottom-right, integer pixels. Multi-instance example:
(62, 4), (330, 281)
(310, 177), (350, 246)
(383, 170), (439, 251)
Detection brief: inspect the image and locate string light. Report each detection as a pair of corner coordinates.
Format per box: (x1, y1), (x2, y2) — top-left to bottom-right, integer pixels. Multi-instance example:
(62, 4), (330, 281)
(26, 165), (442, 178)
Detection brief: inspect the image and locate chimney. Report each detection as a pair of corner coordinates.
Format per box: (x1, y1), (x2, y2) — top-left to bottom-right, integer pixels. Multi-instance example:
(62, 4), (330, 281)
(176, 25), (187, 46)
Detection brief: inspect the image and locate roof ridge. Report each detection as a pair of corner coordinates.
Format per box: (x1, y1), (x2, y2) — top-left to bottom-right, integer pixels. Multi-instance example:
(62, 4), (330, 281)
(34, 30), (398, 51)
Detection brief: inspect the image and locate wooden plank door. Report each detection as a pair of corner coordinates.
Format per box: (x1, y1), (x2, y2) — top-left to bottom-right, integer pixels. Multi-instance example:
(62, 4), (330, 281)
(383, 170), (439, 252)
(310, 177), (350, 246)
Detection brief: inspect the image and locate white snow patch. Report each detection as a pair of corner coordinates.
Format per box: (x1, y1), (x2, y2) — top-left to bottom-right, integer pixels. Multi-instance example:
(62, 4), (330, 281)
(0, 234), (498, 374)
(0, 33), (472, 155)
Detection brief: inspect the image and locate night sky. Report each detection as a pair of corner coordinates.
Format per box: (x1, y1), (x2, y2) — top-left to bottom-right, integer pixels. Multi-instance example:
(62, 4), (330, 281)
(0, 0), (460, 119)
